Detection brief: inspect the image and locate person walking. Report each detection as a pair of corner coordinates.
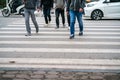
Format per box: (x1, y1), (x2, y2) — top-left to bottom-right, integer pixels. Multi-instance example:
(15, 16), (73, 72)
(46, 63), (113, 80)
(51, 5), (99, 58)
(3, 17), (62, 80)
(65, 0), (70, 30)
(67, 0), (85, 39)
(40, 0), (53, 27)
(23, 0), (40, 36)
(55, 0), (66, 29)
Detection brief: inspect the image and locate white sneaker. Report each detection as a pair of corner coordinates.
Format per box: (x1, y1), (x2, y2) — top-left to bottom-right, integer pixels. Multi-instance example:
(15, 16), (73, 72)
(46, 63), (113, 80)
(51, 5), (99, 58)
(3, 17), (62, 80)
(44, 24), (48, 27)
(48, 21), (51, 24)
(68, 26), (70, 30)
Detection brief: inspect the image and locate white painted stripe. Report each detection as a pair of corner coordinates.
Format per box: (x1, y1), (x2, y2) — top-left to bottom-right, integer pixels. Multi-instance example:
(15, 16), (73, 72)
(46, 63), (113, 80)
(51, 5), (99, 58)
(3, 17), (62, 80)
(0, 58), (120, 70)
(0, 41), (120, 45)
(0, 48), (120, 53)
(1, 27), (120, 31)
(0, 31), (120, 34)
(1, 64), (120, 70)
(0, 58), (120, 65)
(0, 36), (120, 39)
(1, 25), (120, 30)
(7, 24), (120, 28)
(4, 26), (120, 31)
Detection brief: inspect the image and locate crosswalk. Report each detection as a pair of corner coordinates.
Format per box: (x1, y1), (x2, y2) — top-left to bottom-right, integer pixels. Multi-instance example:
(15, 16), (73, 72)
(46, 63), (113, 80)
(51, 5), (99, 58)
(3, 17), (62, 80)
(0, 17), (120, 71)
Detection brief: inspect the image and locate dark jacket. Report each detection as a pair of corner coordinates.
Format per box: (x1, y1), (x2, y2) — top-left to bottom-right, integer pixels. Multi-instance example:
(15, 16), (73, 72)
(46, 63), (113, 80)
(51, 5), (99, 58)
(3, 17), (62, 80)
(23, 0), (40, 9)
(67, 0), (85, 12)
(40, 0), (53, 9)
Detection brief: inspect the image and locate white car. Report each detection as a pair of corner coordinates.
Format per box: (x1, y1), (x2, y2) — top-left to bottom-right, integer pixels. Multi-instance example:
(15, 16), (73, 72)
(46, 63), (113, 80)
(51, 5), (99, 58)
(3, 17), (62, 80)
(84, 0), (120, 20)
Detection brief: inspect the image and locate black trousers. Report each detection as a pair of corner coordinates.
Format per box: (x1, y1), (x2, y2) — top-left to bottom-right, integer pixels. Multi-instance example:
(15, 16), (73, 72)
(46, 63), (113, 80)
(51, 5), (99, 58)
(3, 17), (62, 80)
(43, 8), (51, 24)
(67, 13), (70, 27)
(55, 8), (65, 27)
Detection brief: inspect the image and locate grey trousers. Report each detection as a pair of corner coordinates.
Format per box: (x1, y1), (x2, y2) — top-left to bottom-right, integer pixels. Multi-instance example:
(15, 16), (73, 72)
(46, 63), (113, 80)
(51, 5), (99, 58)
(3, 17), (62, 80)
(24, 8), (39, 34)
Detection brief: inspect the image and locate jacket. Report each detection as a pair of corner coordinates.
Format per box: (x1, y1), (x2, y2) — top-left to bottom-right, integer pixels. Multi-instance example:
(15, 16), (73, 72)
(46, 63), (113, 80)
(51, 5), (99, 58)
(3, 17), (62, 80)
(55, 0), (65, 9)
(67, 0), (85, 12)
(40, 0), (53, 9)
(23, 0), (40, 9)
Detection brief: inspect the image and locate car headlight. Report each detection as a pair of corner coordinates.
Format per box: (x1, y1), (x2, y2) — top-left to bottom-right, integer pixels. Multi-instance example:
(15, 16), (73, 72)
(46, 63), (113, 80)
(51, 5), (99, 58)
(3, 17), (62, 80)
(87, 4), (96, 7)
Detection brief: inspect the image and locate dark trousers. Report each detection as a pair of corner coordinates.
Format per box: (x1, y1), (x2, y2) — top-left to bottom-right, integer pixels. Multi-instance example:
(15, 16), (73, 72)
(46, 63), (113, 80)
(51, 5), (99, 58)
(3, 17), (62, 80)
(67, 13), (70, 27)
(55, 8), (65, 27)
(43, 8), (51, 24)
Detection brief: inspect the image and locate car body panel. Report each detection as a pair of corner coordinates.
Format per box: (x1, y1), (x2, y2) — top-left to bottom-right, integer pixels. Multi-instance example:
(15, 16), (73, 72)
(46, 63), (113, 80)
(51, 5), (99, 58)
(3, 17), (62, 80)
(84, 0), (120, 19)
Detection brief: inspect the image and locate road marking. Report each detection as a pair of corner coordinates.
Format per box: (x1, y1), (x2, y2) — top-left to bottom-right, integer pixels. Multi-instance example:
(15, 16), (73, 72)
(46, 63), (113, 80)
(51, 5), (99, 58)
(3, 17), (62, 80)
(0, 31), (120, 35)
(0, 58), (120, 65)
(0, 48), (120, 53)
(0, 35), (120, 39)
(2, 26), (120, 31)
(0, 58), (120, 70)
(7, 24), (120, 28)
(0, 41), (120, 45)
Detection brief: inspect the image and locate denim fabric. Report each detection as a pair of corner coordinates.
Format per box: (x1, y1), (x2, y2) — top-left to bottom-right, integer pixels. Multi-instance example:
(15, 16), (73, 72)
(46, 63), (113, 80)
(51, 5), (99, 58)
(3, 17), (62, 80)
(70, 10), (83, 35)
(24, 9), (39, 34)
(55, 8), (65, 27)
(43, 8), (51, 24)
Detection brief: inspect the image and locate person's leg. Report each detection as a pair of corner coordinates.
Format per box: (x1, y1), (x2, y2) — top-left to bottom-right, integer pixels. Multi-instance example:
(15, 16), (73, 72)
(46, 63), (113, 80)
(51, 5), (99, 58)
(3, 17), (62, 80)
(61, 9), (65, 27)
(67, 13), (70, 30)
(77, 12), (83, 35)
(47, 8), (51, 22)
(70, 10), (76, 38)
(30, 10), (39, 33)
(24, 9), (31, 36)
(43, 9), (48, 24)
(67, 13), (70, 27)
(55, 8), (60, 28)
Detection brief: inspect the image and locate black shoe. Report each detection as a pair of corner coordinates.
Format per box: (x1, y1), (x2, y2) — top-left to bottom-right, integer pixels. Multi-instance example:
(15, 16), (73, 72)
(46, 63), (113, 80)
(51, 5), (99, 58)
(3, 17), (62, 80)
(36, 27), (39, 33)
(55, 25), (59, 29)
(55, 27), (59, 29)
(79, 32), (83, 36)
(63, 24), (65, 28)
(25, 33), (31, 36)
(69, 34), (74, 39)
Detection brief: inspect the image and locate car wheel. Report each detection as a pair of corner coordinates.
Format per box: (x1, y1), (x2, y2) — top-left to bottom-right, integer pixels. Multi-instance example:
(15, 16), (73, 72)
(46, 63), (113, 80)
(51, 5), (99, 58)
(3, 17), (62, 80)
(91, 10), (103, 20)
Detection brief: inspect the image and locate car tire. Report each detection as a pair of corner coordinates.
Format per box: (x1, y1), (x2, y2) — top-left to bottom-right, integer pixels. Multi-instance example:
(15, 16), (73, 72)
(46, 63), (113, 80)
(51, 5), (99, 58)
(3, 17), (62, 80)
(91, 10), (103, 20)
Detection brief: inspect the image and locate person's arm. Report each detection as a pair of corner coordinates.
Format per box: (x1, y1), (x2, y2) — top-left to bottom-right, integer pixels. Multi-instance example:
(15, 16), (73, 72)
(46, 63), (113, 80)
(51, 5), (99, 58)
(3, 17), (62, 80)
(79, 0), (85, 12)
(81, 0), (86, 8)
(51, 0), (54, 8)
(36, 0), (40, 9)
(40, 0), (43, 8)
(66, 0), (71, 12)
(22, 0), (25, 4)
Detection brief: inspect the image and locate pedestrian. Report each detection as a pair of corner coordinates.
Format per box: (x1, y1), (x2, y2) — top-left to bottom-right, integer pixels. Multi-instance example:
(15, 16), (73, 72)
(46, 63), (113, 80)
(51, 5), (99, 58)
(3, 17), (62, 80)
(54, 0), (66, 29)
(23, 0), (40, 36)
(65, 0), (70, 30)
(40, 0), (54, 27)
(67, 0), (85, 39)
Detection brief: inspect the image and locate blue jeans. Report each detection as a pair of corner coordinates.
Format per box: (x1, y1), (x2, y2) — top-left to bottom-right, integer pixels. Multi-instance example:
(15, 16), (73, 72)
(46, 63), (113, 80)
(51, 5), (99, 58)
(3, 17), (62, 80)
(70, 10), (83, 36)
(24, 9), (39, 34)
(43, 8), (51, 24)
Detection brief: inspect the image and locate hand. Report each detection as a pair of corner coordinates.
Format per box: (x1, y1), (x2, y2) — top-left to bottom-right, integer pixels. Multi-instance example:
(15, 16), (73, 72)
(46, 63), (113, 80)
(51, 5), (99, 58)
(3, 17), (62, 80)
(79, 8), (83, 12)
(39, 7), (42, 11)
(66, 11), (69, 15)
(37, 9), (40, 12)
